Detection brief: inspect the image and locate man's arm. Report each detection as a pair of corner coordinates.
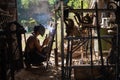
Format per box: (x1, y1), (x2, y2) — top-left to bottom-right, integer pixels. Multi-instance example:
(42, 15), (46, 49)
(34, 38), (44, 53)
(34, 37), (49, 53)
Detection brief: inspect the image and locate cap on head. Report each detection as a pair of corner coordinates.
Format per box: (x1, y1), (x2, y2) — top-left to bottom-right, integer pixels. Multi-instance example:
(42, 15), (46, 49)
(34, 24), (45, 36)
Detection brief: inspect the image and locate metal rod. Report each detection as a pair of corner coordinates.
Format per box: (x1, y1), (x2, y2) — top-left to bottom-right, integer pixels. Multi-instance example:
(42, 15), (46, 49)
(60, 0), (65, 80)
(69, 9), (115, 13)
(115, 2), (120, 80)
(64, 35), (113, 40)
(68, 40), (73, 80)
(65, 39), (70, 79)
(95, 2), (104, 66)
(55, 6), (58, 67)
(116, 24), (120, 80)
(89, 28), (94, 80)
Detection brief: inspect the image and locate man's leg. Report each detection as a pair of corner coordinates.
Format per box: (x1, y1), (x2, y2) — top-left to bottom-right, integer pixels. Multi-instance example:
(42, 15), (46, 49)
(24, 53), (31, 68)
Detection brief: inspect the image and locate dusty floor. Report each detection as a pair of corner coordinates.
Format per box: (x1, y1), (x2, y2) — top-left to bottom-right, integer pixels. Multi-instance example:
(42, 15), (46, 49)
(15, 52), (62, 80)
(15, 64), (62, 80)
(15, 51), (101, 80)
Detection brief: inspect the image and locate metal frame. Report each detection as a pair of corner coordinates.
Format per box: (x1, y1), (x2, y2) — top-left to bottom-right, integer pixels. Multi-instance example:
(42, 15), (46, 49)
(58, 1), (120, 80)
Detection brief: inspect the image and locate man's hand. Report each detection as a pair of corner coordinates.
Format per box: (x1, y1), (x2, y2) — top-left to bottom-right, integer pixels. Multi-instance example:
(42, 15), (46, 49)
(43, 36), (50, 46)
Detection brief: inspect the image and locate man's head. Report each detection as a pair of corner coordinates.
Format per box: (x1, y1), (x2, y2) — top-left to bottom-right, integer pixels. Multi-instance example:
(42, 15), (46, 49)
(34, 24), (45, 36)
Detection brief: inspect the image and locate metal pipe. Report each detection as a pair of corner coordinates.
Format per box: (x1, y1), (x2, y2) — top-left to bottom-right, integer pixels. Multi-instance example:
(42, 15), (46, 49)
(55, 4), (58, 67)
(60, 0), (65, 80)
(116, 2), (120, 79)
(95, 2), (104, 66)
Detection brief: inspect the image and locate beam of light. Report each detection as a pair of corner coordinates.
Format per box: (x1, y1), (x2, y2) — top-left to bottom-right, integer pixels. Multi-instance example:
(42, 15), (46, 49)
(44, 24), (54, 33)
